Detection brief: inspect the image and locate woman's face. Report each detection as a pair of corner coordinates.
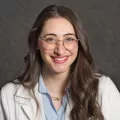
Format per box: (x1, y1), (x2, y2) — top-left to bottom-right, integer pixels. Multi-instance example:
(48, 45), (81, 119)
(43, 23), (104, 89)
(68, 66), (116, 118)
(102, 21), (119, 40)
(38, 17), (78, 73)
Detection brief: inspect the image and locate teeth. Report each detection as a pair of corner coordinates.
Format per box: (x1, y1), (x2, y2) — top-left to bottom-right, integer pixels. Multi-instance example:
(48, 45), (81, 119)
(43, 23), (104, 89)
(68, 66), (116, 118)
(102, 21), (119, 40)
(54, 57), (67, 60)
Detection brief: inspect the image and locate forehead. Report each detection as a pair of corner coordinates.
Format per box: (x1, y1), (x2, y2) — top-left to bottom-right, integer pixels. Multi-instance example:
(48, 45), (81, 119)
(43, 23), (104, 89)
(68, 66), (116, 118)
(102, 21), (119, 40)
(40, 17), (75, 36)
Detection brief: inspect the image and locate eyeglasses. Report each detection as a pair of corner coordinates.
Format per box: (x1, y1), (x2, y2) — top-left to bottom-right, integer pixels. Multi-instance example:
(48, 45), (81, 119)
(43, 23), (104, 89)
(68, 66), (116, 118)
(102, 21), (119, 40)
(39, 36), (79, 50)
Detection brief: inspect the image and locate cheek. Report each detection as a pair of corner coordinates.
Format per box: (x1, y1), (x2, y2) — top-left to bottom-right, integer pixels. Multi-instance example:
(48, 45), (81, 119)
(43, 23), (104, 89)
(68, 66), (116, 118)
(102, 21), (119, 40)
(72, 47), (78, 58)
(38, 40), (52, 55)
(39, 46), (52, 61)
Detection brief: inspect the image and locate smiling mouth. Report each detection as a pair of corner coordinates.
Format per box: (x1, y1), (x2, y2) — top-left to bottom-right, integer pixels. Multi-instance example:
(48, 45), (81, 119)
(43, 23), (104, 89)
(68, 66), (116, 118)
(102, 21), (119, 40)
(51, 56), (68, 64)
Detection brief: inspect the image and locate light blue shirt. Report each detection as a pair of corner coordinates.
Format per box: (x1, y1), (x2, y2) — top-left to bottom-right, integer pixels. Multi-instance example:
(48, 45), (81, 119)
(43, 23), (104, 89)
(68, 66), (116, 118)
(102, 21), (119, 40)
(38, 76), (69, 120)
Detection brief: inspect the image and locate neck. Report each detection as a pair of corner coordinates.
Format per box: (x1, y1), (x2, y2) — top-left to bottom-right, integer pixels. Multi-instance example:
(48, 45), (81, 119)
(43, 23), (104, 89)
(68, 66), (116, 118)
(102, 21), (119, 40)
(41, 66), (70, 97)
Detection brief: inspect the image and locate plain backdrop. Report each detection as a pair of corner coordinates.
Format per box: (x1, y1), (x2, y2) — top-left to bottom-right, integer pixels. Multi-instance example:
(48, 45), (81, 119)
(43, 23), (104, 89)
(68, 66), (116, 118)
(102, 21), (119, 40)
(0, 0), (120, 91)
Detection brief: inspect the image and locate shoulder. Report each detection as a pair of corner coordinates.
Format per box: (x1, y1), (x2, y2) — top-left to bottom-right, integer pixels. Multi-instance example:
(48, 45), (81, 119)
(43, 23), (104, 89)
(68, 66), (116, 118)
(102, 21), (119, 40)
(97, 74), (120, 120)
(0, 80), (38, 100)
(0, 80), (21, 98)
(98, 75), (112, 90)
(96, 74), (120, 98)
(97, 75), (119, 95)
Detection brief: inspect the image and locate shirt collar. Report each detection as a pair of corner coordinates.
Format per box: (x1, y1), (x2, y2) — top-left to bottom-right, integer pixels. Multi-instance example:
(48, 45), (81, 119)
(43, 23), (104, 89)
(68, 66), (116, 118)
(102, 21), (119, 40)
(38, 75), (71, 96)
(38, 75), (49, 94)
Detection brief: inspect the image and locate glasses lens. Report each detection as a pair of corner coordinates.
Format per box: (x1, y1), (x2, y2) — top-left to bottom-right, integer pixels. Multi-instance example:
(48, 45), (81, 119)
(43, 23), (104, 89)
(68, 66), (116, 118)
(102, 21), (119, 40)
(42, 37), (56, 49)
(64, 38), (78, 50)
(42, 37), (78, 50)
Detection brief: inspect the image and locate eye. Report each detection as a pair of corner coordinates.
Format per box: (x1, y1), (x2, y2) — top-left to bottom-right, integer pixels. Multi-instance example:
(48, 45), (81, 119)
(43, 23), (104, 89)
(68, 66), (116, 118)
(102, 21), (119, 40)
(44, 37), (56, 43)
(65, 37), (75, 42)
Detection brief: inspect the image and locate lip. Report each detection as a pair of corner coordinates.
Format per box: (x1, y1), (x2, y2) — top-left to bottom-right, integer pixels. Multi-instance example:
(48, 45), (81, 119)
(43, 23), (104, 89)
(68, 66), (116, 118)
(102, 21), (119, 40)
(51, 56), (68, 64)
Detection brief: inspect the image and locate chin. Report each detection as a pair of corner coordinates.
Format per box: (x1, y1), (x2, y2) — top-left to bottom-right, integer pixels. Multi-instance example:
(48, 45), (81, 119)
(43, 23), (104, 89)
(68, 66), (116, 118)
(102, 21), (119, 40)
(54, 70), (67, 74)
(51, 66), (70, 74)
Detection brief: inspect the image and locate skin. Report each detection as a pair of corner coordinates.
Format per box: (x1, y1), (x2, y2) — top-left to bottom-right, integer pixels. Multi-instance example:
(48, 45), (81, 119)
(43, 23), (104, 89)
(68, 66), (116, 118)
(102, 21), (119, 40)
(38, 17), (78, 110)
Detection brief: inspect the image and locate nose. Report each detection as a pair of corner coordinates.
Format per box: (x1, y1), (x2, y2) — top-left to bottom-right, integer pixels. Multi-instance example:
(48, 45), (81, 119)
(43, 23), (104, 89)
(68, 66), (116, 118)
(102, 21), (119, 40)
(54, 40), (66, 55)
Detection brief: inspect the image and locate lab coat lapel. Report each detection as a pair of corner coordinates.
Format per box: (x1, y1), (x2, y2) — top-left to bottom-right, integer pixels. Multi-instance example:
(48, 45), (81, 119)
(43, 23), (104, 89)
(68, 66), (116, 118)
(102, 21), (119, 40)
(14, 83), (46, 120)
(21, 103), (32, 120)
(14, 84), (33, 120)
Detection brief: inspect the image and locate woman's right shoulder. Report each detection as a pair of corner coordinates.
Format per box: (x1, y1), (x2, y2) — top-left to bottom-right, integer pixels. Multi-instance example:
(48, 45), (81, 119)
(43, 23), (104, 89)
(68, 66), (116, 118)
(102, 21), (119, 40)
(0, 80), (22, 97)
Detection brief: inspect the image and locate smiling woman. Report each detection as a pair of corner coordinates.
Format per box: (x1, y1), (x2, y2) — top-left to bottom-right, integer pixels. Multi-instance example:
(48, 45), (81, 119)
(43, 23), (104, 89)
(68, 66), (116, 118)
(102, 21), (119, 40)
(38, 17), (78, 73)
(0, 4), (120, 120)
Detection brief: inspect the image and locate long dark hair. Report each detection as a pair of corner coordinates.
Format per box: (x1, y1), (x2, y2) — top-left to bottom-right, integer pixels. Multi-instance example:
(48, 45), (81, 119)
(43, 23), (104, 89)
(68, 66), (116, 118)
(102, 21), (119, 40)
(18, 4), (104, 120)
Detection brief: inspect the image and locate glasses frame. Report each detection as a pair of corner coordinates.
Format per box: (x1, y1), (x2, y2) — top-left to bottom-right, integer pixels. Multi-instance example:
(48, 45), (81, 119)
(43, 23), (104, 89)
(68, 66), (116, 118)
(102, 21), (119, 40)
(39, 37), (79, 50)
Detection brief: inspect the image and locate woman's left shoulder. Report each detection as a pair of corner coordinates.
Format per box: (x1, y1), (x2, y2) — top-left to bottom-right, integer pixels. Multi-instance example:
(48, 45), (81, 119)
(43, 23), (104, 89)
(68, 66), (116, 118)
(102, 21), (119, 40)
(95, 74), (120, 104)
(98, 75), (113, 87)
(96, 74), (120, 120)
(97, 74), (119, 93)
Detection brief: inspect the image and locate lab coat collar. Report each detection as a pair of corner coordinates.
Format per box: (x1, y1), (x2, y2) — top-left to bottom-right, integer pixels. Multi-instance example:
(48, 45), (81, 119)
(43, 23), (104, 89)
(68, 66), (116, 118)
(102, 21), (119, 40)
(14, 83), (46, 120)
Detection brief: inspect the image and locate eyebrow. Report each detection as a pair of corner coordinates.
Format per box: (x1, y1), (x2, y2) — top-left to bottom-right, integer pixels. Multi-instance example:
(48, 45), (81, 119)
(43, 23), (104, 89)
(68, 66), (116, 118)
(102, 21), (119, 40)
(43, 33), (76, 38)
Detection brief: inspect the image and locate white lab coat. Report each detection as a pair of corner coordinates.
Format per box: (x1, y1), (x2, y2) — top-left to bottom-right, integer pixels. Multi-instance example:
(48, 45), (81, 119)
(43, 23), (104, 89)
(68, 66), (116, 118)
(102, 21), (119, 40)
(0, 75), (120, 120)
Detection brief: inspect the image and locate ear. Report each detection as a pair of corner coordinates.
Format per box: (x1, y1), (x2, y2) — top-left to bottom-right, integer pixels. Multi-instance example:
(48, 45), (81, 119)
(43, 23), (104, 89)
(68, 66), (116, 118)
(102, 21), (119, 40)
(37, 40), (42, 50)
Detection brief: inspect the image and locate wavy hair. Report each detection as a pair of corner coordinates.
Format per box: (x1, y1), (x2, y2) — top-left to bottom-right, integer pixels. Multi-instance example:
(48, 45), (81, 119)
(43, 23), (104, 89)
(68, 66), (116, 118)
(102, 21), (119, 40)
(18, 4), (104, 120)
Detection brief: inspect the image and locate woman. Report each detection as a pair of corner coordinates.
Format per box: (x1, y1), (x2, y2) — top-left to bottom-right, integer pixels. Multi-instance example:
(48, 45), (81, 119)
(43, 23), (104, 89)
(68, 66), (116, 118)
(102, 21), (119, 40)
(0, 4), (120, 120)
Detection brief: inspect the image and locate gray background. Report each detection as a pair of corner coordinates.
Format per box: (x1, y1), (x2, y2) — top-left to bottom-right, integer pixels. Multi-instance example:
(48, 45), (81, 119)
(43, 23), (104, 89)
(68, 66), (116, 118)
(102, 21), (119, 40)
(0, 0), (120, 91)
